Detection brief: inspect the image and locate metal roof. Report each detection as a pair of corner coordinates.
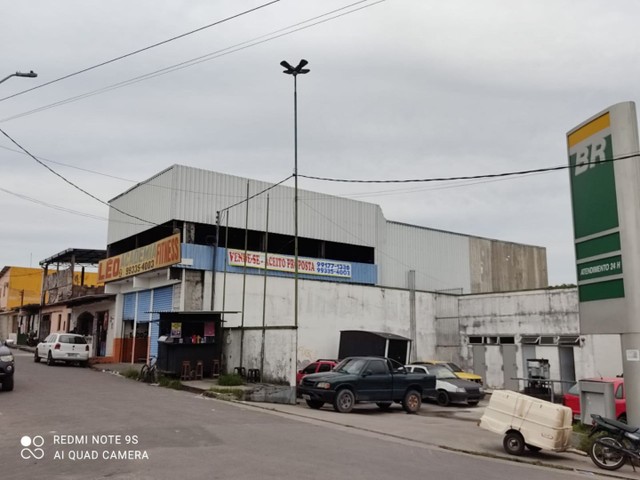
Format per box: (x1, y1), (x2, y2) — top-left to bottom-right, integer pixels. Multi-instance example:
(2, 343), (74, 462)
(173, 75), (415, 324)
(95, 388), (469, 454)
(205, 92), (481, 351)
(40, 248), (106, 266)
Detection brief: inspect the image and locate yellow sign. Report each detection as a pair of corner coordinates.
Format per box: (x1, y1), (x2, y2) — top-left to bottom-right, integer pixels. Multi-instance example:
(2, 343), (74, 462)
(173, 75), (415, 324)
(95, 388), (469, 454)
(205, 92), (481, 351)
(98, 233), (181, 282)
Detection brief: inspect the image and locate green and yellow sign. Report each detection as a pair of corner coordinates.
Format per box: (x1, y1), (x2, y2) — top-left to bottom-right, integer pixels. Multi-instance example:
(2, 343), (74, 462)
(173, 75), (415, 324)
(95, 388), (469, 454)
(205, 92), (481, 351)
(568, 112), (624, 302)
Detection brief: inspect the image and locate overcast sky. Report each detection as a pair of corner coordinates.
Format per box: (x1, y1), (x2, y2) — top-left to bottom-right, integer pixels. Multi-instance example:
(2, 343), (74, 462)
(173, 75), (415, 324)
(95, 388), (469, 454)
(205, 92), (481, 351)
(1, 0), (638, 285)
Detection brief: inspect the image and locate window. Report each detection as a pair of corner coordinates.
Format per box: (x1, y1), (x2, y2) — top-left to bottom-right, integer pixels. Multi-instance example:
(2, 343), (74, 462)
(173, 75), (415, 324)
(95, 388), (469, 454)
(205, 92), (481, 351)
(302, 363), (318, 375)
(468, 336), (483, 344)
(318, 364), (332, 373)
(367, 360), (388, 375)
(60, 335), (87, 345)
(521, 336), (541, 344)
(616, 384), (624, 400)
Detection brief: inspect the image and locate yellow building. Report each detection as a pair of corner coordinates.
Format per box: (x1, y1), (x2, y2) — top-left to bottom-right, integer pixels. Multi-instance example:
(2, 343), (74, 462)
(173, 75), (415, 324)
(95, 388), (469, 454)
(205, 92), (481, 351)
(0, 266), (42, 310)
(0, 266), (43, 340)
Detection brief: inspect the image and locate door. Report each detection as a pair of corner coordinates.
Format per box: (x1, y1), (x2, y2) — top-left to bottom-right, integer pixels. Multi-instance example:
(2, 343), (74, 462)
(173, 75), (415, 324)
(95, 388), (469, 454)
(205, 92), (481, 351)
(502, 345), (519, 391)
(387, 339), (409, 365)
(358, 359), (392, 401)
(472, 345), (486, 385)
(558, 347), (576, 394)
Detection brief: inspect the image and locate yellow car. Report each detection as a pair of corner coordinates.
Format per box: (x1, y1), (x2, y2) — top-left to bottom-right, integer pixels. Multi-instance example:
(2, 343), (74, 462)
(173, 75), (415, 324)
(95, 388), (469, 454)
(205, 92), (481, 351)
(416, 360), (483, 385)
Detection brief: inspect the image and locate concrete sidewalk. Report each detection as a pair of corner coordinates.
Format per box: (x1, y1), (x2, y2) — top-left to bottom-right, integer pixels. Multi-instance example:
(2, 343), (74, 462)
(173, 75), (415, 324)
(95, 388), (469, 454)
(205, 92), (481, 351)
(14, 350), (640, 479)
(90, 360), (640, 479)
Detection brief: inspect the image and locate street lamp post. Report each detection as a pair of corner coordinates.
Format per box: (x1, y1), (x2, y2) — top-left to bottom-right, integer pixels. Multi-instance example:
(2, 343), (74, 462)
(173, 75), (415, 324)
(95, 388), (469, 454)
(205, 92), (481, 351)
(0, 70), (37, 85)
(281, 59), (309, 379)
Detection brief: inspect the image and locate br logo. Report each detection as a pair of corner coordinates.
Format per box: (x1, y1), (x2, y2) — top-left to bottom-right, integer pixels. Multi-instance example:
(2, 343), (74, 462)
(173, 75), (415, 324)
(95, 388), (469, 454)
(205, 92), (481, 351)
(20, 435), (45, 460)
(574, 134), (610, 177)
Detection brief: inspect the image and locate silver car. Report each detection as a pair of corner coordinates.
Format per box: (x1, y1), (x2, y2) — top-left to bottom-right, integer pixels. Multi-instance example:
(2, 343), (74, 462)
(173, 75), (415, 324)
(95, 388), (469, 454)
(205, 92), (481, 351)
(35, 333), (90, 367)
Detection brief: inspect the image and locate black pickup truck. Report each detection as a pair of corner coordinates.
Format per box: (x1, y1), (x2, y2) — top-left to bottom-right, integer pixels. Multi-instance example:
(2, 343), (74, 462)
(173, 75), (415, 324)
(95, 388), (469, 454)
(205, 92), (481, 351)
(297, 356), (436, 413)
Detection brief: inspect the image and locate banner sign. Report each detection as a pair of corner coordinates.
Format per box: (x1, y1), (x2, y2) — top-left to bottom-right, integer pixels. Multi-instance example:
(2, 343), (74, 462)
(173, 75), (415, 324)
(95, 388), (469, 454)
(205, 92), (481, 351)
(227, 249), (352, 278)
(98, 233), (181, 282)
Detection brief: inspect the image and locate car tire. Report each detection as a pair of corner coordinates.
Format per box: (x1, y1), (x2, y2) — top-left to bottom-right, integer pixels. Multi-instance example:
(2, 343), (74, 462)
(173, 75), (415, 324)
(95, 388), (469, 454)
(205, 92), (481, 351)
(403, 389), (422, 414)
(46, 352), (55, 366)
(436, 390), (450, 406)
(2, 376), (13, 392)
(306, 400), (324, 409)
(34, 349), (40, 363)
(376, 402), (392, 411)
(503, 431), (525, 456)
(333, 389), (355, 413)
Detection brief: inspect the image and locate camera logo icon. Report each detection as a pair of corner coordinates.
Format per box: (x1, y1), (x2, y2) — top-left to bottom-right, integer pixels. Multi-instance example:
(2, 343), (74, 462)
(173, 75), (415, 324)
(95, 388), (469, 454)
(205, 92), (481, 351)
(20, 435), (45, 460)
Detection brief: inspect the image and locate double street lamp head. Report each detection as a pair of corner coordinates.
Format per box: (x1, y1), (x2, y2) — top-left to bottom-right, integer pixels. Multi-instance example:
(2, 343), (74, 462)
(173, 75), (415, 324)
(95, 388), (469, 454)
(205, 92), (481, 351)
(280, 59), (310, 76)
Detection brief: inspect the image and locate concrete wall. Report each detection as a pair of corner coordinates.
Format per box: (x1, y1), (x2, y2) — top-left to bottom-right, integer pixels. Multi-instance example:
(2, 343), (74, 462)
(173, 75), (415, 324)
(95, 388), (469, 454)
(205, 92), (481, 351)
(469, 237), (548, 293)
(213, 272), (440, 383)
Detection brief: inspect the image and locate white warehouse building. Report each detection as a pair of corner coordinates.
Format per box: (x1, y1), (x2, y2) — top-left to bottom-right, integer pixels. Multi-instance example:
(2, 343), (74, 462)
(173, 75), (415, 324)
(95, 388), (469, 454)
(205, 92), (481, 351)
(100, 165), (620, 396)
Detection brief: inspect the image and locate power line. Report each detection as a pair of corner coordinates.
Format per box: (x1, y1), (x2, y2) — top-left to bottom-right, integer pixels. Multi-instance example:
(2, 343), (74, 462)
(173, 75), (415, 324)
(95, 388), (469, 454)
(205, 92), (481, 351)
(0, 143), (250, 201)
(219, 175), (294, 213)
(0, 144), (133, 182)
(0, 128), (157, 226)
(0, 1), (280, 104)
(298, 152), (640, 184)
(0, 186), (154, 227)
(0, 0), (385, 124)
(299, 198), (454, 289)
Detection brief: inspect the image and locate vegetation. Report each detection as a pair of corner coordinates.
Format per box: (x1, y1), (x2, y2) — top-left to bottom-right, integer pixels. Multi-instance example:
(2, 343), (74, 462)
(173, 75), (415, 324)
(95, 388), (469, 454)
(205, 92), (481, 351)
(572, 422), (604, 452)
(208, 387), (245, 400)
(121, 368), (140, 380)
(217, 373), (245, 386)
(158, 375), (182, 390)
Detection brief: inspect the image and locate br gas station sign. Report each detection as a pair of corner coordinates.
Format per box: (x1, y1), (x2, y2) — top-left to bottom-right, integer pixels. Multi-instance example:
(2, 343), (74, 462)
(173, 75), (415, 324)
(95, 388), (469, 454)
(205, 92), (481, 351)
(567, 101), (640, 425)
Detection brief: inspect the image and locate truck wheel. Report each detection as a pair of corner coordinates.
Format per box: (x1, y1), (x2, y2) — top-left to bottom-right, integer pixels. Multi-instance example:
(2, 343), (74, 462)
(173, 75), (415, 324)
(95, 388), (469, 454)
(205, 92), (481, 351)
(306, 400), (324, 409)
(333, 389), (355, 413)
(503, 431), (525, 456)
(2, 377), (13, 391)
(34, 349), (40, 363)
(403, 389), (422, 414)
(376, 402), (392, 411)
(436, 391), (450, 406)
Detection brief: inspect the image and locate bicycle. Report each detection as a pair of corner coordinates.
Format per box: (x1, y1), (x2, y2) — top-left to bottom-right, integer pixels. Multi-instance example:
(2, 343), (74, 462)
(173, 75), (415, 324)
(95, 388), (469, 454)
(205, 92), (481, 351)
(138, 356), (158, 383)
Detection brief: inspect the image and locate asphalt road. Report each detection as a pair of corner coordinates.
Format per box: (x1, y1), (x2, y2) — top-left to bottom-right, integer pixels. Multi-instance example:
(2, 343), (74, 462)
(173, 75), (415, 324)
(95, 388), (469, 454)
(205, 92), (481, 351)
(1, 351), (602, 480)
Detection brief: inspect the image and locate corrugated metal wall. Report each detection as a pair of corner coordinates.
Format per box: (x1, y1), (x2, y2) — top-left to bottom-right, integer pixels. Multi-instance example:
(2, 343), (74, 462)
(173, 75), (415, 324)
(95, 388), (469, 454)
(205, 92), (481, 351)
(108, 167), (176, 244)
(108, 165), (385, 247)
(107, 165), (547, 295)
(379, 222), (472, 293)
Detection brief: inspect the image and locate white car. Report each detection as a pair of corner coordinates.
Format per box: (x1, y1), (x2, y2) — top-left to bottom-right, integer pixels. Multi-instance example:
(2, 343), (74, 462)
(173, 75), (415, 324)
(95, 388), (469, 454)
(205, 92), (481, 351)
(34, 333), (90, 367)
(406, 364), (485, 406)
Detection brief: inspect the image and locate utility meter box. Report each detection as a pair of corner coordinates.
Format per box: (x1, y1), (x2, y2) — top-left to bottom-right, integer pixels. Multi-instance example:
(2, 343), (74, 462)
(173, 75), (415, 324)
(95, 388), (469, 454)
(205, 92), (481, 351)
(579, 380), (615, 424)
